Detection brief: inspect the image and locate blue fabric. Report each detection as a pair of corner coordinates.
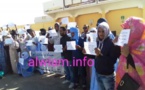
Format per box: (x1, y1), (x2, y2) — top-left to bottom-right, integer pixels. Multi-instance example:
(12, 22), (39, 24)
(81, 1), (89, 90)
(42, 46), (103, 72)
(26, 46), (31, 51)
(114, 59), (119, 72)
(70, 27), (84, 59)
(70, 27), (79, 44)
(90, 59), (119, 90)
(37, 42), (41, 51)
(64, 61), (74, 83)
(71, 37), (86, 85)
(71, 37), (84, 59)
(90, 64), (99, 90)
(17, 57), (34, 77)
(109, 32), (115, 40)
(26, 42), (41, 51)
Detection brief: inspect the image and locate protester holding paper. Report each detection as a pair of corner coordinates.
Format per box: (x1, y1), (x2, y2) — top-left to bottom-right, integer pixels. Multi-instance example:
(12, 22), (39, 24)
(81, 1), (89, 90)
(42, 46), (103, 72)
(115, 17), (145, 90)
(48, 22), (61, 45)
(96, 18), (115, 40)
(81, 25), (90, 42)
(69, 27), (87, 89)
(90, 18), (118, 90)
(9, 30), (20, 74)
(60, 27), (74, 89)
(94, 22), (118, 90)
(87, 27), (97, 42)
(17, 29), (30, 57)
(38, 28), (48, 51)
(26, 29), (39, 52)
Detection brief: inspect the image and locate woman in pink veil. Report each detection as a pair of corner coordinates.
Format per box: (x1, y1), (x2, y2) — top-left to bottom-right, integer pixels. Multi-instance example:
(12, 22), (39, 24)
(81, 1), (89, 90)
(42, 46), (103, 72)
(115, 17), (145, 90)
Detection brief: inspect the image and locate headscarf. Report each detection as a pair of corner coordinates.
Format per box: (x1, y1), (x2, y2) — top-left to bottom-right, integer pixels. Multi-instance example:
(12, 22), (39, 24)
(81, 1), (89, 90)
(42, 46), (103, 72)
(97, 22), (110, 41)
(115, 17), (145, 90)
(96, 22), (110, 50)
(18, 29), (27, 39)
(89, 27), (97, 33)
(96, 18), (115, 40)
(70, 27), (79, 43)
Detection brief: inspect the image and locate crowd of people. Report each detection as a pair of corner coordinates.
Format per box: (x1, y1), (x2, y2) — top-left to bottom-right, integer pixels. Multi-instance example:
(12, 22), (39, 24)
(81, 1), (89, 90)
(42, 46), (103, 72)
(0, 16), (145, 90)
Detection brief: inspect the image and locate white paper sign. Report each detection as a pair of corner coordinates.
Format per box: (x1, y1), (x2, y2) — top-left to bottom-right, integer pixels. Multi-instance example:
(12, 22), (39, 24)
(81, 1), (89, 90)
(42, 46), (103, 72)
(26, 40), (33, 46)
(0, 35), (2, 41)
(2, 30), (8, 36)
(8, 23), (15, 27)
(67, 41), (76, 50)
(115, 29), (130, 46)
(38, 36), (46, 41)
(61, 17), (69, 24)
(65, 0), (72, 5)
(18, 29), (25, 34)
(89, 33), (97, 42)
(67, 22), (77, 29)
(25, 25), (30, 29)
(48, 29), (58, 37)
(41, 38), (48, 44)
(84, 42), (97, 55)
(54, 45), (63, 53)
(35, 31), (40, 37)
(19, 58), (24, 65)
(5, 38), (13, 45)
(2, 25), (7, 29)
(39, 36), (48, 44)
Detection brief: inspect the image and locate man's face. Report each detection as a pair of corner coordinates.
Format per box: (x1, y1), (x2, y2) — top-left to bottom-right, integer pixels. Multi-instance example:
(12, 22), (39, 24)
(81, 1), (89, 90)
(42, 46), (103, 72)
(41, 31), (46, 36)
(29, 31), (35, 37)
(60, 28), (66, 36)
(83, 26), (89, 33)
(54, 24), (59, 31)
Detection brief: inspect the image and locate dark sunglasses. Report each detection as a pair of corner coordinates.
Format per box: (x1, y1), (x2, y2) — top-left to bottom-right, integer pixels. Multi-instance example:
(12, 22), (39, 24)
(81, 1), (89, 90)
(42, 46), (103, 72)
(90, 31), (96, 33)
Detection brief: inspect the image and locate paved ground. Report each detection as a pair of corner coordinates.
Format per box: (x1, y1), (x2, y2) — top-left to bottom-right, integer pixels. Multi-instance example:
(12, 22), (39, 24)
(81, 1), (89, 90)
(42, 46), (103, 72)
(0, 73), (83, 90)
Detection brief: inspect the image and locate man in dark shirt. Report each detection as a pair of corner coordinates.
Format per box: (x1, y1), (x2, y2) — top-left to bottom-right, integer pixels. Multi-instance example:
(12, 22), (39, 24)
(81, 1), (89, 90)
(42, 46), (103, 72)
(60, 27), (74, 89)
(60, 27), (72, 61)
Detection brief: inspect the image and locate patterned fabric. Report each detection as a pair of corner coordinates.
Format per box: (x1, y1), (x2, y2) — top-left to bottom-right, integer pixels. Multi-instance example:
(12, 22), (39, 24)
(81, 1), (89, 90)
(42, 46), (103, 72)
(115, 17), (145, 90)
